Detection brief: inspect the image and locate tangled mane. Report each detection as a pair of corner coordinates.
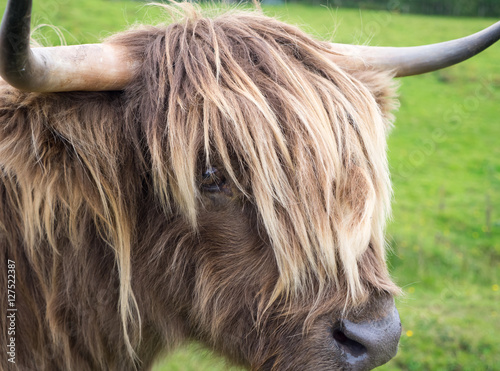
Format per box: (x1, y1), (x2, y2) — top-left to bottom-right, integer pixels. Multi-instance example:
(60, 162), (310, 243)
(112, 3), (399, 310)
(0, 3), (400, 364)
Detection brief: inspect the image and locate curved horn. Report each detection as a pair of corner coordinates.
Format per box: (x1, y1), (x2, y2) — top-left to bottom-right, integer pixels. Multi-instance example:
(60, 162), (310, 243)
(0, 0), (136, 92)
(331, 21), (500, 77)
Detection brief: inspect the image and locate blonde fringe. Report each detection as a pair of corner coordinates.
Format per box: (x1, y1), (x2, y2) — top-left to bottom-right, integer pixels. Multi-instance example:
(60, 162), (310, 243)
(110, 1), (395, 312)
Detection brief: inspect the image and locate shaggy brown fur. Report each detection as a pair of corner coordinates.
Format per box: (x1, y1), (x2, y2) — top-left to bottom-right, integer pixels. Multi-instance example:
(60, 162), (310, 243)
(0, 3), (400, 370)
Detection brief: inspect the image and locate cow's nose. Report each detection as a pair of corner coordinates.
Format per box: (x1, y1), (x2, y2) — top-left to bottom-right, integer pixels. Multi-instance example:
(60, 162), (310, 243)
(332, 307), (401, 370)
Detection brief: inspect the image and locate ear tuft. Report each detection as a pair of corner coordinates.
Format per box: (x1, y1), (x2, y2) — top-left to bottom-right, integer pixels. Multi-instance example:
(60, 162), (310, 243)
(352, 70), (400, 131)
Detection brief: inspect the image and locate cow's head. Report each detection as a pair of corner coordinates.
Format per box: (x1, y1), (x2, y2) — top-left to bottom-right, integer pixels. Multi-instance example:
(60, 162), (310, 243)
(0, 1), (498, 370)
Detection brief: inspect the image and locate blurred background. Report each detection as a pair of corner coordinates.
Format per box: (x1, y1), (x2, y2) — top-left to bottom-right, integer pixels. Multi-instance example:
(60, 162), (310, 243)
(1, 0), (498, 369)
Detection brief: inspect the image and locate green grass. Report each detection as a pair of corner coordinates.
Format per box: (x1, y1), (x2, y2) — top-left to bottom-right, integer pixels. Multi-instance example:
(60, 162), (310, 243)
(1, 0), (499, 369)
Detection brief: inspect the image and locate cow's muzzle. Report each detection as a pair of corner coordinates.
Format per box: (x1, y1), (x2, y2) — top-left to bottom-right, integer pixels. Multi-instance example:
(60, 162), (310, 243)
(332, 306), (401, 370)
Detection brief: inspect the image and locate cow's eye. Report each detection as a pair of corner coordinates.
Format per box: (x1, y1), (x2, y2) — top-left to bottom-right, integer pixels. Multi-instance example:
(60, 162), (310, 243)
(201, 167), (226, 192)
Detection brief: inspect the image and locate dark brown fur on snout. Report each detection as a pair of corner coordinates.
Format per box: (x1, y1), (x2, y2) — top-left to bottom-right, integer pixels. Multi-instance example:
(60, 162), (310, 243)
(0, 4), (400, 370)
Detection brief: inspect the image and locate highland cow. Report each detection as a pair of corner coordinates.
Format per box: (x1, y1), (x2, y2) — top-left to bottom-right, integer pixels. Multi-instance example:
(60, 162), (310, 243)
(0, 1), (499, 370)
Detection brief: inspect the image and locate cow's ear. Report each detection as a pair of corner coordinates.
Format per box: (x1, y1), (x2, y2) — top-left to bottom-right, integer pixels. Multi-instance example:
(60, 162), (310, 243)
(352, 70), (400, 126)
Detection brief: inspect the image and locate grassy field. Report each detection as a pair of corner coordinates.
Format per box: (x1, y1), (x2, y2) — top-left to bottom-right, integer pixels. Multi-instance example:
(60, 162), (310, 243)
(2, 0), (499, 369)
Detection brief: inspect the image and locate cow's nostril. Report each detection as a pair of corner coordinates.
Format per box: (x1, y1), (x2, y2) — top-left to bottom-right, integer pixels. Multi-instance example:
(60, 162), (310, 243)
(331, 307), (401, 370)
(332, 328), (367, 358)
